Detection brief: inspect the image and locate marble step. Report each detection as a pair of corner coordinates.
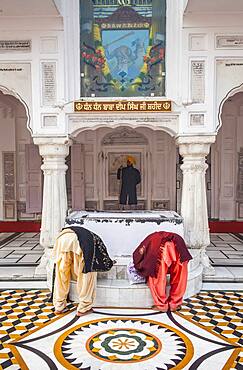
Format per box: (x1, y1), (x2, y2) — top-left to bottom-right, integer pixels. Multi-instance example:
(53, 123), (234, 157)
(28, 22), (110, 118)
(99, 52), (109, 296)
(70, 265), (201, 308)
(94, 279), (154, 308)
(0, 266), (44, 280)
(55, 250), (203, 308)
(97, 256), (130, 281)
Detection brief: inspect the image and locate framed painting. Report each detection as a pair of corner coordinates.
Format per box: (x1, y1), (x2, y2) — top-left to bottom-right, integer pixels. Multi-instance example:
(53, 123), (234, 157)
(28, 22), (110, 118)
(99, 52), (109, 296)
(80, 0), (166, 97)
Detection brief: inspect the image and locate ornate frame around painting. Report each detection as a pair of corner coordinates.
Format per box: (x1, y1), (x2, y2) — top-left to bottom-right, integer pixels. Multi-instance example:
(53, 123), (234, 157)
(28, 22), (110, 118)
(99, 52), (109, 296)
(80, 0), (166, 97)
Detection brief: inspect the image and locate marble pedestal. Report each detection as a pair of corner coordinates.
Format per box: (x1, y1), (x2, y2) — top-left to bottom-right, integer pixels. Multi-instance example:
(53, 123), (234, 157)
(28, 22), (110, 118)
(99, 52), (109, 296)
(65, 210), (184, 257)
(68, 249), (202, 308)
(63, 211), (203, 307)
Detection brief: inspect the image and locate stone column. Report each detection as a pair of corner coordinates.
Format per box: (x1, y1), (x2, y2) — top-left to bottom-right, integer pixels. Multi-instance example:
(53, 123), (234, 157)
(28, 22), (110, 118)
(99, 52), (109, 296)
(176, 135), (216, 276)
(34, 137), (71, 276)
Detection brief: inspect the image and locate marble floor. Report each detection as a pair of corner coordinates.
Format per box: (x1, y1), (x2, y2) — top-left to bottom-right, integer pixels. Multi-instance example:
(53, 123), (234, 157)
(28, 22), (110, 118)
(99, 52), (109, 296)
(0, 290), (242, 369)
(0, 233), (42, 266)
(0, 233), (243, 288)
(209, 233), (243, 267)
(0, 232), (242, 268)
(0, 233), (242, 368)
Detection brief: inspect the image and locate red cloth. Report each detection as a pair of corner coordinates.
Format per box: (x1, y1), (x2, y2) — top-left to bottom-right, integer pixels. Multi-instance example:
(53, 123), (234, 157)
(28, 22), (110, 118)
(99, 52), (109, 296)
(148, 242), (189, 310)
(133, 231), (192, 278)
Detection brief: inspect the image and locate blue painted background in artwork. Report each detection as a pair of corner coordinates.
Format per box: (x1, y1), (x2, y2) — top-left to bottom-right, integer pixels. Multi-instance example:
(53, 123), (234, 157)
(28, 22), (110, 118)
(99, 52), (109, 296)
(102, 29), (149, 85)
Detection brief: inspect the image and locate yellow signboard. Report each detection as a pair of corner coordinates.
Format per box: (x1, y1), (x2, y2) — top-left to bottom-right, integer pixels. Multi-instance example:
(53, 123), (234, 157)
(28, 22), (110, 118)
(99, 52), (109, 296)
(74, 100), (172, 113)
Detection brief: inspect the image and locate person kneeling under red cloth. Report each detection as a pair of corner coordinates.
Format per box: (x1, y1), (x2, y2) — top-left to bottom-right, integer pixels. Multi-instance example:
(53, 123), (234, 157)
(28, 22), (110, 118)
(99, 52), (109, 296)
(133, 232), (192, 312)
(52, 226), (114, 316)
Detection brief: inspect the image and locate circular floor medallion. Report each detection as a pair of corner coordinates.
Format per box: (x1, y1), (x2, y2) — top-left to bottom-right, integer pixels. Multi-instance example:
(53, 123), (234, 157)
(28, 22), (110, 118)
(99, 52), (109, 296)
(54, 317), (193, 369)
(86, 327), (161, 362)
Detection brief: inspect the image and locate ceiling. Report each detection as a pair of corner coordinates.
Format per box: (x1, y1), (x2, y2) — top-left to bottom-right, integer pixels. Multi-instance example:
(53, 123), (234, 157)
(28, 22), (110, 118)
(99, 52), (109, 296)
(0, 0), (61, 17)
(184, 0), (243, 14)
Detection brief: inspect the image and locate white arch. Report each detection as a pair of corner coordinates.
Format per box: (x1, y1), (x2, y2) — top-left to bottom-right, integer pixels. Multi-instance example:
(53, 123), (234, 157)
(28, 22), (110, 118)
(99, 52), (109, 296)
(217, 82), (243, 132)
(0, 84), (32, 133)
(183, 0), (189, 12)
(70, 121), (177, 139)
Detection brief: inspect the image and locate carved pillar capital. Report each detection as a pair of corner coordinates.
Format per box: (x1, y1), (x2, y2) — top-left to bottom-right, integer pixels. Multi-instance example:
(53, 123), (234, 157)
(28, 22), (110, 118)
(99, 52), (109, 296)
(176, 135), (216, 157)
(180, 162), (208, 174)
(33, 137), (72, 159)
(176, 134), (216, 145)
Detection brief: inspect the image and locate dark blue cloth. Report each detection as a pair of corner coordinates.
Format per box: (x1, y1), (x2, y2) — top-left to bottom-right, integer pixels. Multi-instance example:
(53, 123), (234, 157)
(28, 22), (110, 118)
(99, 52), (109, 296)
(67, 226), (114, 273)
(117, 165), (141, 205)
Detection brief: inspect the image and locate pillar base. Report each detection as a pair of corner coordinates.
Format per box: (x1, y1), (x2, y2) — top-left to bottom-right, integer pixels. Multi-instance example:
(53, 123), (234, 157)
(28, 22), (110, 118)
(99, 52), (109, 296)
(201, 248), (216, 276)
(34, 248), (52, 278)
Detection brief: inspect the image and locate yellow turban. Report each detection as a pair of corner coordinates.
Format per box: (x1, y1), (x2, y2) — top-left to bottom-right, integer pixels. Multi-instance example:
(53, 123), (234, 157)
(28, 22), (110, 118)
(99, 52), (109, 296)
(126, 155), (136, 165)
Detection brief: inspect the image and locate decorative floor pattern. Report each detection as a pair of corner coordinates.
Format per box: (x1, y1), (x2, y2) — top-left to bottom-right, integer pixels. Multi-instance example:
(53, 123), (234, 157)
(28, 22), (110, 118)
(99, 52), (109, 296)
(0, 290), (242, 369)
(0, 290), (74, 369)
(178, 291), (243, 369)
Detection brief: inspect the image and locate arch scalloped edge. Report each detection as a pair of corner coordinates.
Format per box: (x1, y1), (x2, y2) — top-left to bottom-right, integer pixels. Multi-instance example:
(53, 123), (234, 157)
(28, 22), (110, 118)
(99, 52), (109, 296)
(0, 84), (32, 134)
(68, 116), (179, 138)
(217, 82), (243, 132)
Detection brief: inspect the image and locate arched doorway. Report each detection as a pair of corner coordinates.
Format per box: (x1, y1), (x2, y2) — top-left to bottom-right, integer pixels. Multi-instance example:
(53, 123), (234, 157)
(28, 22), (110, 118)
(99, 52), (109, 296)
(0, 91), (42, 221)
(69, 126), (177, 211)
(100, 128), (149, 210)
(211, 92), (243, 220)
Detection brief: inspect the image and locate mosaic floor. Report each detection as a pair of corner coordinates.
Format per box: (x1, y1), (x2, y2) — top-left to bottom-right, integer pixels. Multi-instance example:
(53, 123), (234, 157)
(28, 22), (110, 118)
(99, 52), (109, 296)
(0, 290), (242, 369)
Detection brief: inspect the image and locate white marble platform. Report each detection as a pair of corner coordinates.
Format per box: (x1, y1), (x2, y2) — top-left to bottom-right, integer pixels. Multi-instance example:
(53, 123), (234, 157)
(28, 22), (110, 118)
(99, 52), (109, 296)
(69, 249), (202, 307)
(65, 210), (183, 257)
(63, 210), (203, 307)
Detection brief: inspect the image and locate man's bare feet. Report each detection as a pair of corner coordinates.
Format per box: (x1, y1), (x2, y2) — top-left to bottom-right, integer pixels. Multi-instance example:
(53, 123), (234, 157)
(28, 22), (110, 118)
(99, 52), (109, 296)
(54, 307), (69, 315)
(76, 308), (93, 317)
(151, 305), (168, 313)
(169, 305), (181, 312)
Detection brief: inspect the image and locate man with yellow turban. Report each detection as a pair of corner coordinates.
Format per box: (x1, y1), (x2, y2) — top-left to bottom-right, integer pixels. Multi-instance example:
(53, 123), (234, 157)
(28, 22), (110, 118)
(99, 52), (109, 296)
(117, 155), (141, 208)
